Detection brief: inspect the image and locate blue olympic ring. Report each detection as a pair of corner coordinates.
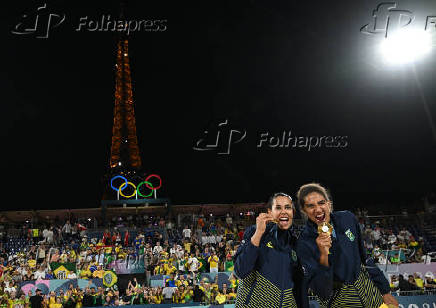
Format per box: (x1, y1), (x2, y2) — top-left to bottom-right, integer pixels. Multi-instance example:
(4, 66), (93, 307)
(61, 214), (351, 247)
(110, 175), (128, 192)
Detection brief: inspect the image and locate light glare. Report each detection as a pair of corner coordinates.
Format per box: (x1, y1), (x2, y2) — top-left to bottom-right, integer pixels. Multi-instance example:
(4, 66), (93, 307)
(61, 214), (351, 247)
(380, 30), (432, 64)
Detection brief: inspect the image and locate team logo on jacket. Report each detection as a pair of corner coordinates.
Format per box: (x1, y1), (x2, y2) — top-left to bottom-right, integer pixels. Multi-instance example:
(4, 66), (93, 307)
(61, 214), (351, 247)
(302, 265), (308, 276)
(266, 241), (274, 248)
(345, 229), (355, 241)
(291, 250), (297, 262)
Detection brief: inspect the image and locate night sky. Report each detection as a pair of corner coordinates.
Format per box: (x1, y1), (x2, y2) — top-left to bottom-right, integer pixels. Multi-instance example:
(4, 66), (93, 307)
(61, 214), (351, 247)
(1, 0), (436, 211)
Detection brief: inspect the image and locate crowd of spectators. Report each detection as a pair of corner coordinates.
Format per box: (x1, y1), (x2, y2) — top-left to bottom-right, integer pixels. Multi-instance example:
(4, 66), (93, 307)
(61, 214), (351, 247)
(0, 208), (435, 306)
(353, 209), (434, 265)
(0, 213), (246, 306)
(352, 209), (436, 296)
(389, 272), (436, 295)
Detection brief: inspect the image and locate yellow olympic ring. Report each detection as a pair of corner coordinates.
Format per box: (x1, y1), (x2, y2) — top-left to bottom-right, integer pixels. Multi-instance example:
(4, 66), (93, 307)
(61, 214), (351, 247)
(119, 182), (137, 198)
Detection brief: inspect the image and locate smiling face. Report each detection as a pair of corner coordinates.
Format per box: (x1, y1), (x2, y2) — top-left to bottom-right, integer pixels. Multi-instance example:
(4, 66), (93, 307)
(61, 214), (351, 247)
(268, 195), (294, 230)
(302, 192), (332, 224)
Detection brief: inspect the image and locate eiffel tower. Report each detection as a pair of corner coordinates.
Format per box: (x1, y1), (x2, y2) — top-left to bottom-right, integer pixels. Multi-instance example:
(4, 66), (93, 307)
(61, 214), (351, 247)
(101, 3), (168, 215)
(109, 38), (142, 171)
(101, 33), (143, 203)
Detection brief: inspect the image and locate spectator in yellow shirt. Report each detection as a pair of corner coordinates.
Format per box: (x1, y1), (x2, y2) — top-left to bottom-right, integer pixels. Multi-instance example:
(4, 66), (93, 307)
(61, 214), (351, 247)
(208, 252), (219, 273)
(154, 263), (166, 275)
(92, 266), (105, 279)
(176, 275), (189, 288)
(183, 241), (192, 254)
(215, 292), (226, 304)
(27, 258), (36, 269)
(414, 273), (424, 289)
(409, 237), (419, 251)
(48, 291), (56, 306)
(228, 273), (238, 289)
(117, 249), (126, 260)
(165, 264), (177, 275)
(75, 289), (84, 308)
(50, 296), (62, 308)
(79, 266), (92, 279)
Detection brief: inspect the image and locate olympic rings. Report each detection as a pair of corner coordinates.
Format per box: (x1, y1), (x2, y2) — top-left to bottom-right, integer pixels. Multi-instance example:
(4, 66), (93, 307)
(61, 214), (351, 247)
(119, 182), (136, 198)
(110, 174), (162, 199)
(137, 181), (154, 198)
(145, 174), (162, 190)
(111, 176), (128, 192)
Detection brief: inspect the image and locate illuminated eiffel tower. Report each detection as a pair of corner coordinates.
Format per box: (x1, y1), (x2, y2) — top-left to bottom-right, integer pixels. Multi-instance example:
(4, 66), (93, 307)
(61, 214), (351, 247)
(101, 33), (143, 204)
(101, 3), (167, 214)
(109, 38), (142, 171)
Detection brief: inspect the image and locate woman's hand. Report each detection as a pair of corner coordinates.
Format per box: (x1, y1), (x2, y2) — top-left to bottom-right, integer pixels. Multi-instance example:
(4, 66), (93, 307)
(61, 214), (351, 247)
(316, 233), (331, 266)
(251, 213), (274, 247)
(382, 293), (399, 307)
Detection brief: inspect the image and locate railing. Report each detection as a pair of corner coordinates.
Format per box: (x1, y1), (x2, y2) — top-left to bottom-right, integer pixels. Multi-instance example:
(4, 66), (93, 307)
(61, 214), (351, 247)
(198, 299), (236, 305)
(365, 214), (409, 219)
(5, 229), (23, 237)
(308, 289), (436, 300)
(391, 289), (436, 296)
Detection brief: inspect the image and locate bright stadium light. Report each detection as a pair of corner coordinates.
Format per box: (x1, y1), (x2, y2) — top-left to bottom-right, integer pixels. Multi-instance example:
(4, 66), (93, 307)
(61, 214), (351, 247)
(380, 29), (432, 64)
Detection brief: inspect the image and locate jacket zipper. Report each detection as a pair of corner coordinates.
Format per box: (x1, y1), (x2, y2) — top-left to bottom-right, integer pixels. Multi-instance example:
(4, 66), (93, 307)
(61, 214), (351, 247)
(279, 254), (284, 306)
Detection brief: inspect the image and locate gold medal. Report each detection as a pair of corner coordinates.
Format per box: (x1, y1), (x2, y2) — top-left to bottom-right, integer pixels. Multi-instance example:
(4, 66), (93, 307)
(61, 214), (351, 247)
(317, 222), (333, 235)
(317, 222), (333, 254)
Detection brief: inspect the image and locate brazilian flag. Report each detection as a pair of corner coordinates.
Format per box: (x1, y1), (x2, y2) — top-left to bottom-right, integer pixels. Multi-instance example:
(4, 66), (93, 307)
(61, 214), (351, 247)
(103, 270), (118, 287)
(50, 262), (76, 279)
(198, 257), (206, 273)
(225, 260), (234, 272)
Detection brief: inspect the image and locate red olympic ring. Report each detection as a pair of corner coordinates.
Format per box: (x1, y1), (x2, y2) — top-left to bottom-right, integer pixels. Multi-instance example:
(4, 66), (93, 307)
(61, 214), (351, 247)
(145, 174), (162, 190)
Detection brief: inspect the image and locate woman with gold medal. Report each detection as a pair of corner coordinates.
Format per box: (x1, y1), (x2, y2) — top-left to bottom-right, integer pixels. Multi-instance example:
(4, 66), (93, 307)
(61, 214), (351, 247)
(234, 193), (307, 308)
(296, 183), (398, 308)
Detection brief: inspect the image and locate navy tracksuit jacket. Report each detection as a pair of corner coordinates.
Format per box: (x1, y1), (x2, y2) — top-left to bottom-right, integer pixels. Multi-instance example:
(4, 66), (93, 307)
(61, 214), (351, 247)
(296, 210), (390, 301)
(234, 223), (308, 308)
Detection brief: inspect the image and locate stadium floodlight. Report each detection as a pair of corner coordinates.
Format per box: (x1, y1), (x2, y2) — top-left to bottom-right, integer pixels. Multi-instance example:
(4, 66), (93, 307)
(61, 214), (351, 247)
(380, 29), (432, 64)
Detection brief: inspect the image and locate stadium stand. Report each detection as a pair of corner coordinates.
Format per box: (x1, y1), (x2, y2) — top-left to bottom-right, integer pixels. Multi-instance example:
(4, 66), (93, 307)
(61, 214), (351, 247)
(0, 205), (435, 307)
